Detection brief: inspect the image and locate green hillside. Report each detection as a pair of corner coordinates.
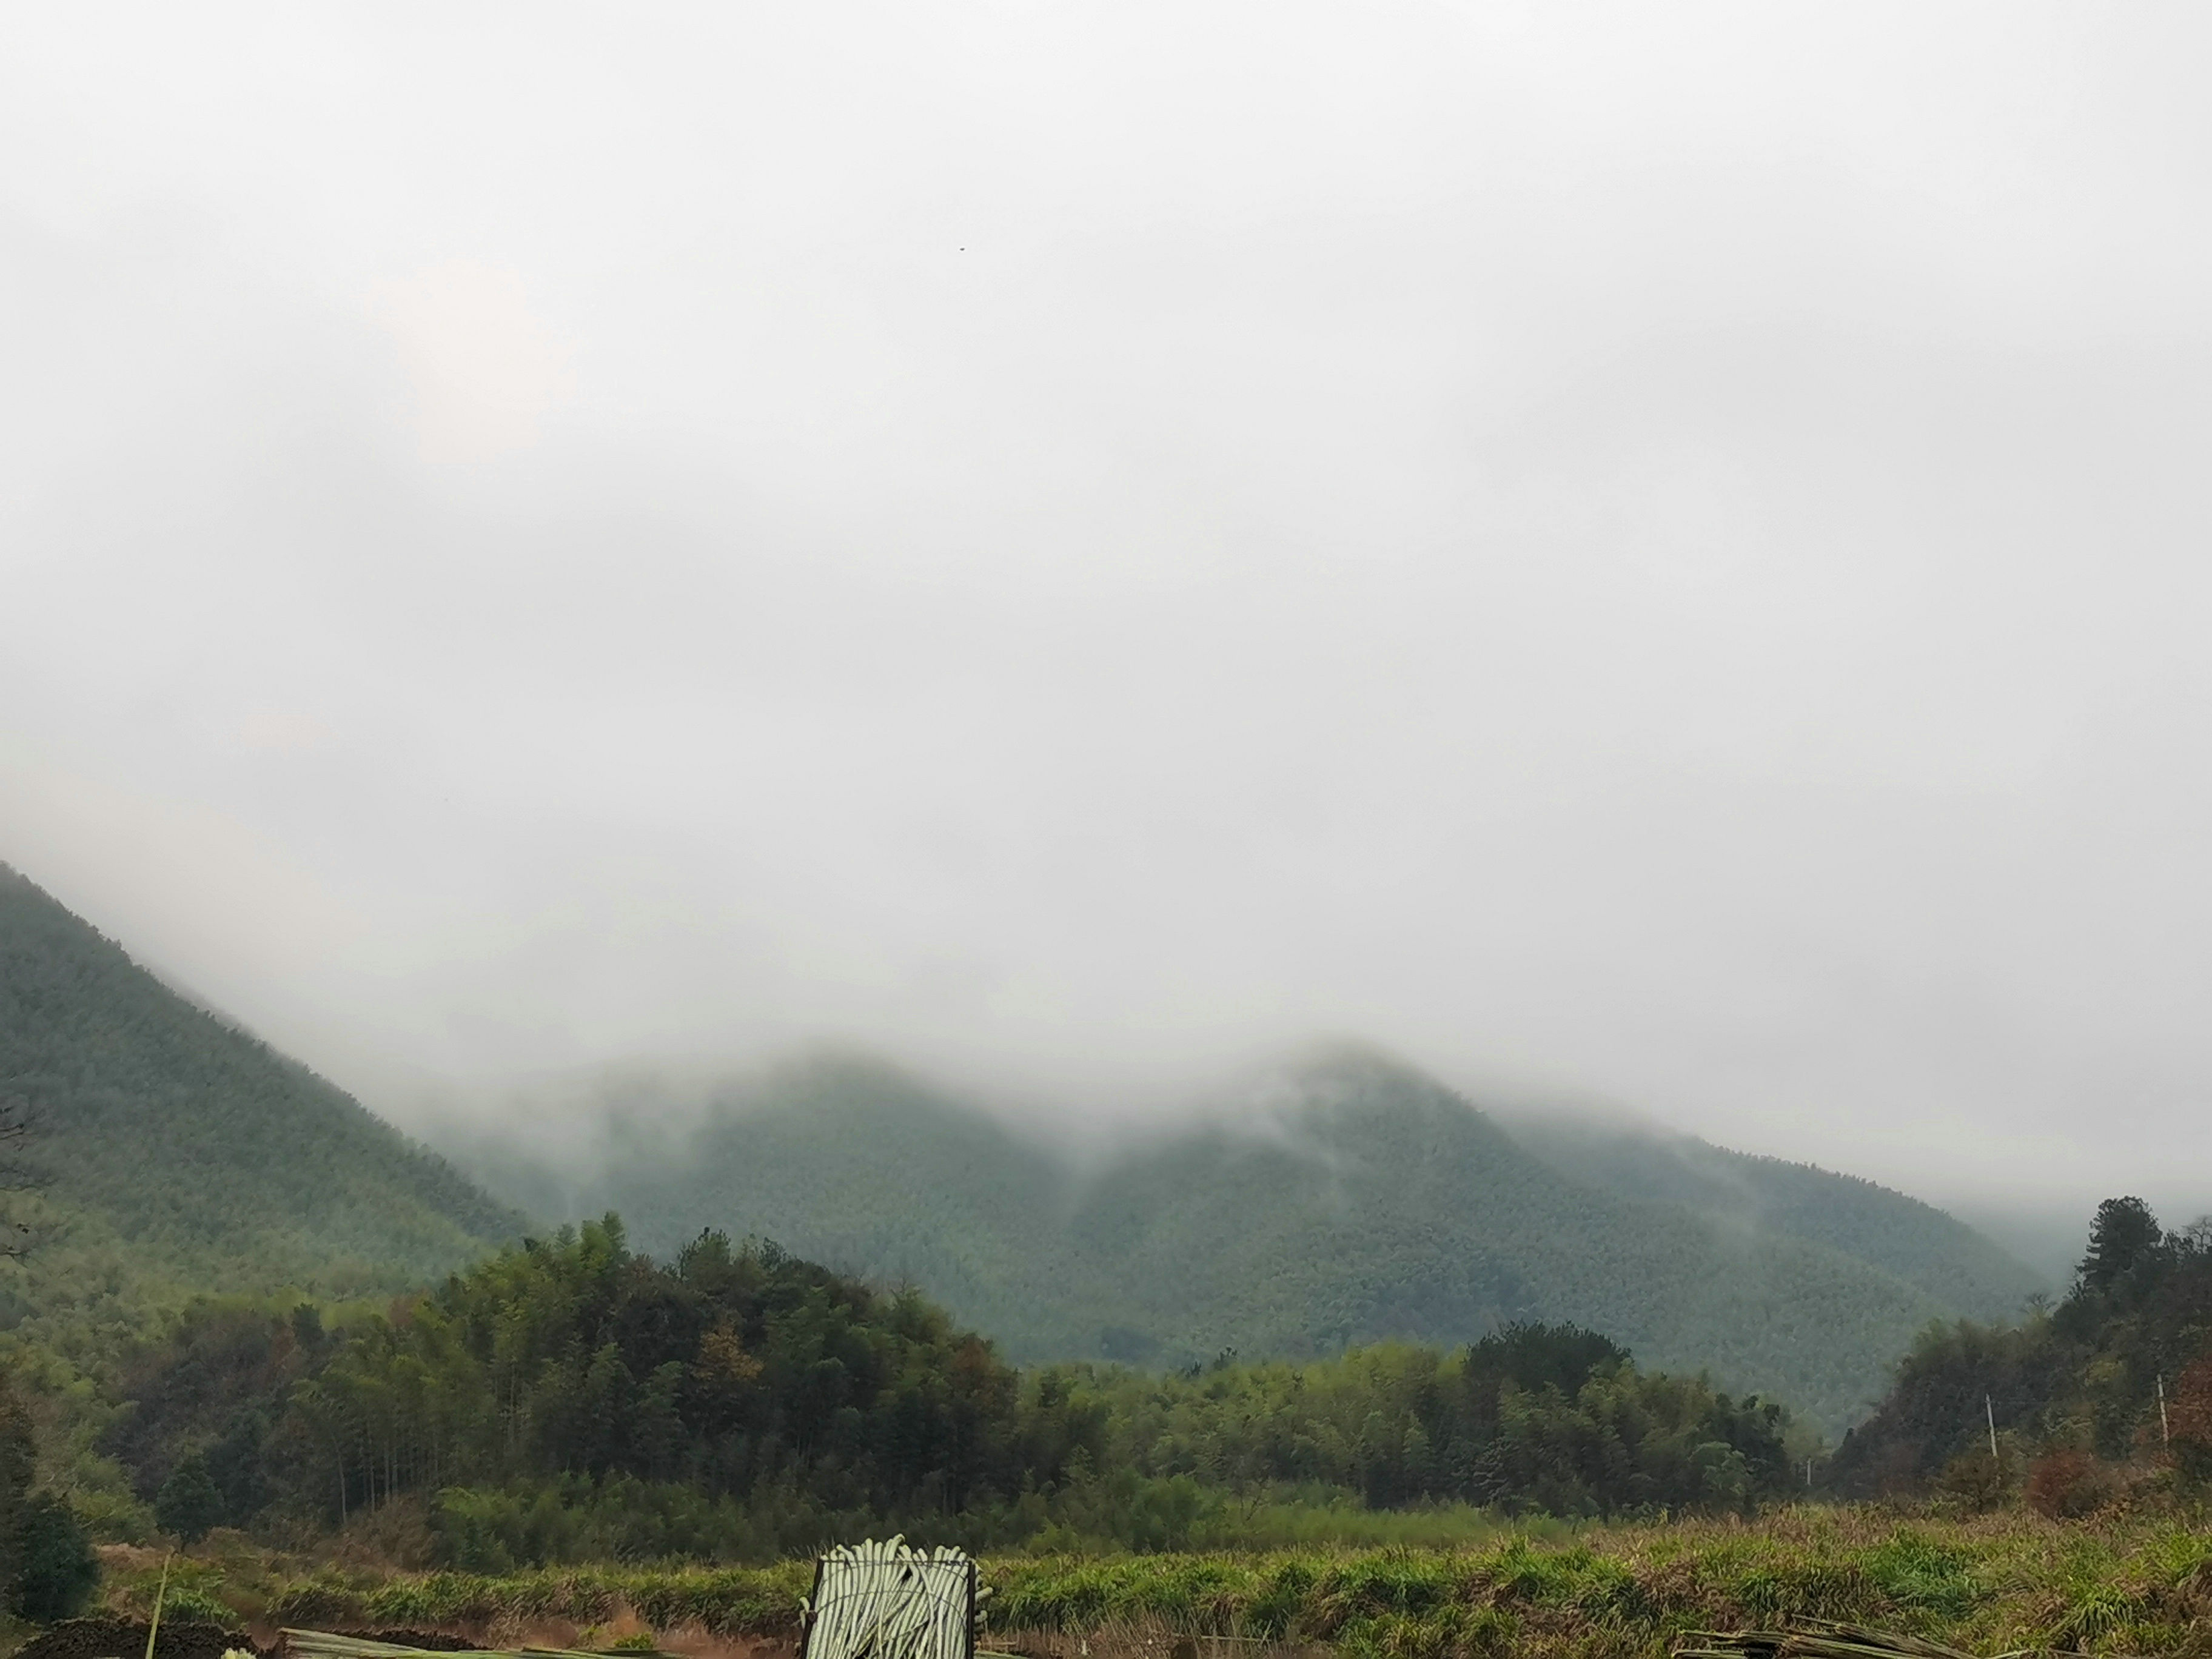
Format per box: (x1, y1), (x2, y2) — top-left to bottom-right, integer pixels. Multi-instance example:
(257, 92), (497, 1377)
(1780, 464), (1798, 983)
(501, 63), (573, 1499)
(447, 1056), (1114, 1357)
(1496, 1111), (2048, 1321)
(0, 863), (526, 1359)
(458, 1050), (2043, 1432)
(0, 856), (2045, 1438)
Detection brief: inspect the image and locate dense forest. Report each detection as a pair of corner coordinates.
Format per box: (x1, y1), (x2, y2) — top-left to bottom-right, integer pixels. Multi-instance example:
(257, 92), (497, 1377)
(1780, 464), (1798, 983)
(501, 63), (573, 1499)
(1833, 1196), (2212, 1509)
(0, 865), (524, 1382)
(0, 1369), (99, 1624)
(96, 1217), (1801, 1566)
(452, 1052), (2045, 1433)
(1500, 1113), (2048, 1317)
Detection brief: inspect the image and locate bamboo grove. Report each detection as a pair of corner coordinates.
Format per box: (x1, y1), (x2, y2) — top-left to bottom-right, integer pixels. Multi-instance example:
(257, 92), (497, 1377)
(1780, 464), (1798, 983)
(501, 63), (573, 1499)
(99, 1216), (1803, 1563)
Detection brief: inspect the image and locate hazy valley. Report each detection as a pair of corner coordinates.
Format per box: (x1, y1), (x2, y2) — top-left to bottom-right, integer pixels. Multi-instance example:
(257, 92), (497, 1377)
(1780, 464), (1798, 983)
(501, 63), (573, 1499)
(0, 855), (2204, 1644)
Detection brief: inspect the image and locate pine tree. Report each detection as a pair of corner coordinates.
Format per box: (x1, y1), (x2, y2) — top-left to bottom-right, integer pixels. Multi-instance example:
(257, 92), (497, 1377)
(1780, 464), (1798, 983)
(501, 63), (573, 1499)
(2077, 1196), (2166, 1295)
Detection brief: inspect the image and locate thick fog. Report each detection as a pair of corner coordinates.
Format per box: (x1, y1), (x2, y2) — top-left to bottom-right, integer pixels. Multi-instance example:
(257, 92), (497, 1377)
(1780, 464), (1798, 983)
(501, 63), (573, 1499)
(4, 6), (2211, 1229)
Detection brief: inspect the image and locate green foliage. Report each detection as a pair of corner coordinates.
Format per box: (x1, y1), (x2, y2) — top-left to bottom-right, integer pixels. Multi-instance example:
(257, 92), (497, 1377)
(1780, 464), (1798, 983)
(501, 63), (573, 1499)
(155, 1453), (225, 1543)
(101, 1297), (333, 1528)
(109, 1219), (1042, 1549)
(1503, 1116), (2048, 1328)
(98, 1229), (1798, 1561)
(1042, 1324), (1794, 1524)
(0, 864), (525, 1382)
(87, 1509), (2212, 1659)
(461, 1051), (2040, 1433)
(1835, 1198), (2212, 1495)
(0, 1366), (94, 1624)
(1858, 1529), (1980, 1621)
(429, 1477), (830, 1570)
(0, 1366), (36, 1601)
(12, 1491), (98, 1621)
(1, 866), (2042, 1466)
(2075, 1198), (2165, 1296)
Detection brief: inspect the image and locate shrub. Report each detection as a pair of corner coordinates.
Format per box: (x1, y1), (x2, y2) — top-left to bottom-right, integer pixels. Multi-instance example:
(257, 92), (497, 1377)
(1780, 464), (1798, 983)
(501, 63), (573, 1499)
(157, 1584), (238, 1624)
(13, 1493), (99, 1622)
(1932, 1449), (2006, 1513)
(2168, 1356), (2212, 1487)
(155, 1456), (225, 1546)
(267, 1571), (370, 1629)
(2026, 1450), (2119, 1519)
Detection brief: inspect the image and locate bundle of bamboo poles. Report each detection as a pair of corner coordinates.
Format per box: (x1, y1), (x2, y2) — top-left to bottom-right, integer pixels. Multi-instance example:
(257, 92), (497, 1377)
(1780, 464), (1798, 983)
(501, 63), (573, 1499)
(1675, 1618), (2039, 1659)
(800, 1538), (984, 1659)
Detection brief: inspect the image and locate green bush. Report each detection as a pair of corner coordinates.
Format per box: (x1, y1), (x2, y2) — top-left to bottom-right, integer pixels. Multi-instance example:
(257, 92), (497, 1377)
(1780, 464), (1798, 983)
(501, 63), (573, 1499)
(155, 1455), (225, 1545)
(12, 1493), (98, 1623)
(267, 1570), (370, 1629)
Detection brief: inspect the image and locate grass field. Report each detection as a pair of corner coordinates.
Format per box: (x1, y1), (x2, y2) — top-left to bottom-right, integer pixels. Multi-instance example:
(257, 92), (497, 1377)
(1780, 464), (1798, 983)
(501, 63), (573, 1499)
(82, 1507), (2212, 1659)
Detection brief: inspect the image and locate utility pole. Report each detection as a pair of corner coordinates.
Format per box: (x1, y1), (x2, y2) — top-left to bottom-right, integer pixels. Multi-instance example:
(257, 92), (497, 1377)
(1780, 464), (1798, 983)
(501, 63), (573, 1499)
(1986, 1394), (1999, 1461)
(2159, 1374), (2171, 1449)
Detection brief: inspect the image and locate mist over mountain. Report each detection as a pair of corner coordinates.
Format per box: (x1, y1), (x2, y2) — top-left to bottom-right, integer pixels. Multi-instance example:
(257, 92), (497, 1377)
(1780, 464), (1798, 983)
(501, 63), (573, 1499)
(11, 8), (2212, 1234)
(0, 863), (526, 1350)
(1495, 1108), (2047, 1322)
(444, 1048), (2046, 1433)
(9, 3), (2212, 1602)
(0, 856), (2054, 1439)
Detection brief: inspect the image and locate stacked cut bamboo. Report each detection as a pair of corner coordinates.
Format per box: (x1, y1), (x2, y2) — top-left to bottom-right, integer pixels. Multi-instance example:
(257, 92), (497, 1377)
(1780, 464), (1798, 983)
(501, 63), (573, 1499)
(1675, 1618), (2047, 1659)
(800, 1538), (983, 1659)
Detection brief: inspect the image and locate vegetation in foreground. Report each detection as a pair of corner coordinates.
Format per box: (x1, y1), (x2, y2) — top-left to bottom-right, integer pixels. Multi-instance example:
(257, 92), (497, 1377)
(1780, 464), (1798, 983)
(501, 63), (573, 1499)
(75, 1506), (2212, 1659)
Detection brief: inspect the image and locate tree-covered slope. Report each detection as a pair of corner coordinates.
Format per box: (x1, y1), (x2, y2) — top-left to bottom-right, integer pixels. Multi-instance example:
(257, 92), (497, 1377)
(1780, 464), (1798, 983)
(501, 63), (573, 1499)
(0, 863), (525, 1338)
(1496, 1111), (2048, 1322)
(1831, 1196), (2212, 1498)
(567, 1057), (1101, 1356)
(1061, 1059), (1948, 1412)
(460, 1049), (2040, 1432)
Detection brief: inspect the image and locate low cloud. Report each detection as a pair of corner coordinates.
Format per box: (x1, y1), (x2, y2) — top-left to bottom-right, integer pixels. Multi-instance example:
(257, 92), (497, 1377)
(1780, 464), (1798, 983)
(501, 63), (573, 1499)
(374, 260), (573, 464)
(1, 5), (2209, 1232)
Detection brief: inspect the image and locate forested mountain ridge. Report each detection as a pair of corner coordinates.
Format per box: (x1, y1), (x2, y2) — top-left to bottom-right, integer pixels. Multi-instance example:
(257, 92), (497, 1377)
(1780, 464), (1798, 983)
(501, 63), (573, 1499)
(446, 1056), (1098, 1354)
(0, 863), (526, 1346)
(0, 858), (2040, 1439)
(1498, 1111), (2046, 1321)
(455, 1049), (2043, 1432)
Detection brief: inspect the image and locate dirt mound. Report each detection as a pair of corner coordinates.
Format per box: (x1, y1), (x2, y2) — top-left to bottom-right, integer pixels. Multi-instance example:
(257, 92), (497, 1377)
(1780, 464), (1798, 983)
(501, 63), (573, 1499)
(15, 1620), (267, 1659)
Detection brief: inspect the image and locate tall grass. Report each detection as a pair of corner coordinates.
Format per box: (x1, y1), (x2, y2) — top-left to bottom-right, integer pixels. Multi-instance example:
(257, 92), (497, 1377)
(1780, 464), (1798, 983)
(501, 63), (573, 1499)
(90, 1507), (2212, 1659)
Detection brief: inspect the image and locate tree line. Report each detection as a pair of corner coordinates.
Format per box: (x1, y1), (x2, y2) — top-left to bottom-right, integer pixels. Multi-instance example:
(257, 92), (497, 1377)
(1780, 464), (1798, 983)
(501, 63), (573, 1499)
(1832, 1195), (2212, 1509)
(102, 1215), (1800, 1564)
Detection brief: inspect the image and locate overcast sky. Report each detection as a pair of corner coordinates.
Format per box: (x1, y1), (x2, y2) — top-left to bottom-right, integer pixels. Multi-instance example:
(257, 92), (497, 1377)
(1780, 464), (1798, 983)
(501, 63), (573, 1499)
(5, 5), (2210, 1224)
